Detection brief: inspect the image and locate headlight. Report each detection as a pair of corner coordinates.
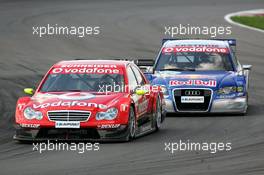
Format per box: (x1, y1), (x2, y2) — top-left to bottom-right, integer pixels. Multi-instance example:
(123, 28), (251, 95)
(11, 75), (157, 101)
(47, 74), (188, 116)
(218, 86), (237, 95)
(237, 86), (244, 92)
(23, 107), (43, 120)
(96, 107), (118, 120)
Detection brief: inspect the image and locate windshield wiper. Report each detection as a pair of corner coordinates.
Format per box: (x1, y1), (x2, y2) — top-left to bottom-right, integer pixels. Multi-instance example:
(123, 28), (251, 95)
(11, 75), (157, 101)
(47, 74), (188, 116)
(158, 68), (196, 71)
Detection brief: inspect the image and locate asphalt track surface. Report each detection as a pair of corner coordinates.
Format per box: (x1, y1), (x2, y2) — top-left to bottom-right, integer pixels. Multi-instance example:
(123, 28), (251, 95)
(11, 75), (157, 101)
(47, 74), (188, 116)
(0, 0), (264, 174)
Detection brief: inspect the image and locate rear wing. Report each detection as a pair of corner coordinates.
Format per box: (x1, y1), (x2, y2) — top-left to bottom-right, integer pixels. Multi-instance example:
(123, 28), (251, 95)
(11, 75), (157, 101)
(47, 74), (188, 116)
(162, 38), (236, 52)
(134, 59), (155, 73)
(135, 59), (154, 66)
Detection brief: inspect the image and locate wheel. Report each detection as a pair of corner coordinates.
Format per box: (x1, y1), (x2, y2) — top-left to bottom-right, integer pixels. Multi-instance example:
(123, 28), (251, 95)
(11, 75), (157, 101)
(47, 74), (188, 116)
(154, 97), (162, 131)
(125, 106), (136, 141)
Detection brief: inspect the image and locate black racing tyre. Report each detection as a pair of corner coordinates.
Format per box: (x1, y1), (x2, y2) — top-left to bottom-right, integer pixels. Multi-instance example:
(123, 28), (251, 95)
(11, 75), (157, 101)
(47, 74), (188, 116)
(124, 106), (136, 141)
(154, 97), (162, 131)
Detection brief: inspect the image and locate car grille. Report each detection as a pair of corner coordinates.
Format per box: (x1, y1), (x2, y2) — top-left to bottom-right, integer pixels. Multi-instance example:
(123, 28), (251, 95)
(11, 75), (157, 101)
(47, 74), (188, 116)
(47, 110), (91, 122)
(173, 89), (212, 112)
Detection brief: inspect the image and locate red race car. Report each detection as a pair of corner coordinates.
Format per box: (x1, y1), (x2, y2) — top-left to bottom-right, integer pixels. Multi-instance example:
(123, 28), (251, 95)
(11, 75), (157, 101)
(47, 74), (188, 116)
(14, 60), (166, 142)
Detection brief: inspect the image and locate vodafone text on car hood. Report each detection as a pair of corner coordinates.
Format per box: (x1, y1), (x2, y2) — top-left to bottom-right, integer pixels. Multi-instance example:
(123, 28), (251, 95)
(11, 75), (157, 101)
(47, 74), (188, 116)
(28, 92), (127, 112)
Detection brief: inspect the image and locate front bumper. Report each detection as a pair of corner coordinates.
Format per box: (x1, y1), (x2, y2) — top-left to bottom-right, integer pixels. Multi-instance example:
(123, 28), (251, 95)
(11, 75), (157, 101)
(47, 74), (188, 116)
(164, 99), (175, 113)
(164, 96), (247, 114)
(210, 96), (247, 113)
(13, 124), (129, 142)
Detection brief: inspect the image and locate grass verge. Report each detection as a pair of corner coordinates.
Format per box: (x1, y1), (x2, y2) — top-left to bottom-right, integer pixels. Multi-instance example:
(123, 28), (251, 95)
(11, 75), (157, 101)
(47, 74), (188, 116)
(231, 15), (264, 30)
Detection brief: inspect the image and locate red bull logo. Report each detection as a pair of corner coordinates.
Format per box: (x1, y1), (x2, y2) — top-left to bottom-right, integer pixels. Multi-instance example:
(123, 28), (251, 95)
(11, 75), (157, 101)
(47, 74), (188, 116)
(169, 79), (217, 87)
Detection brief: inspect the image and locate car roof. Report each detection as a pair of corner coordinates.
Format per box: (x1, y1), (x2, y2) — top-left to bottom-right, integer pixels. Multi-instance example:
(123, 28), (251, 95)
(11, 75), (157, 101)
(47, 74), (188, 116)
(163, 39), (229, 48)
(54, 60), (131, 68)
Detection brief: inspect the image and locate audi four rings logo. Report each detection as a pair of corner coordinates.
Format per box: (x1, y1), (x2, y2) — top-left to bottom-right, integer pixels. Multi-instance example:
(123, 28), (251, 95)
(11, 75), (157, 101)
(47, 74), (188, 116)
(185, 90), (201, 96)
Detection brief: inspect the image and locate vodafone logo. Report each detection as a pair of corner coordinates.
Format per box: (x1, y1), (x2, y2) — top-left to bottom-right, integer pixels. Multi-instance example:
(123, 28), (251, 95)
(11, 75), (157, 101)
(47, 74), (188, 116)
(51, 67), (121, 74)
(162, 47), (228, 53)
(169, 79), (217, 87)
(32, 101), (107, 109)
(163, 47), (174, 53)
(52, 68), (63, 73)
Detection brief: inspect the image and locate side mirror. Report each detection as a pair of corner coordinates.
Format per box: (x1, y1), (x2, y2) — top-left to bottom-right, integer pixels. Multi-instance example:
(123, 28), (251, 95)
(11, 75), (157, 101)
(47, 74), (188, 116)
(138, 66), (154, 73)
(242, 65), (252, 91)
(242, 65), (252, 70)
(135, 89), (148, 95)
(24, 88), (34, 95)
(144, 73), (154, 82)
(146, 66), (154, 73)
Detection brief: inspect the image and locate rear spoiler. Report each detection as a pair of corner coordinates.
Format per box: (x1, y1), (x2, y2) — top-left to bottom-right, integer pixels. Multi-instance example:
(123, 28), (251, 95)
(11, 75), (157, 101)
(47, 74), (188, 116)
(135, 59), (154, 66)
(134, 59), (155, 73)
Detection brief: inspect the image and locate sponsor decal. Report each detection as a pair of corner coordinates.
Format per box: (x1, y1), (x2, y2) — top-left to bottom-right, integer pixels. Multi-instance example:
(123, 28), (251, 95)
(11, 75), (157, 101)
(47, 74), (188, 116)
(17, 103), (26, 110)
(171, 74), (214, 79)
(51, 64), (121, 74)
(162, 47), (229, 53)
(32, 100), (107, 109)
(181, 96), (204, 103)
(97, 124), (121, 129)
(61, 64), (117, 68)
(169, 79), (217, 87)
(56, 92), (95, 101)
(217, 94), (236, 99)
(120, 104), (129, 112)
(34, 93), (95, 101)
(20, 124), (40, 128)
(158, 73), (215, 79)
(55, 121), (80, 128)
(172, 44), (221, 47)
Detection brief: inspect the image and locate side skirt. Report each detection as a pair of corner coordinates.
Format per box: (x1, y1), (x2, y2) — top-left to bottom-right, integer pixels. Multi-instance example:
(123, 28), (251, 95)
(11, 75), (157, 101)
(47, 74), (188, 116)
(135, 120), (156, 138)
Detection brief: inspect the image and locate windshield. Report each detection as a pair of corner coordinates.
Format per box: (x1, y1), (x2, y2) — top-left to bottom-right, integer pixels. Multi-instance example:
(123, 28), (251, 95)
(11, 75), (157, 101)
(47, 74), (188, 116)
(40, 73), (125, 93)
(155, 50), (233, 71)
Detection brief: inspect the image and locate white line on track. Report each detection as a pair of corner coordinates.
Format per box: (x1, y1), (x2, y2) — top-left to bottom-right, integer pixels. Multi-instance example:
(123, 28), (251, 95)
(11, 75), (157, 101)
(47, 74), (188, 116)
(224, 9), (264, 33)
